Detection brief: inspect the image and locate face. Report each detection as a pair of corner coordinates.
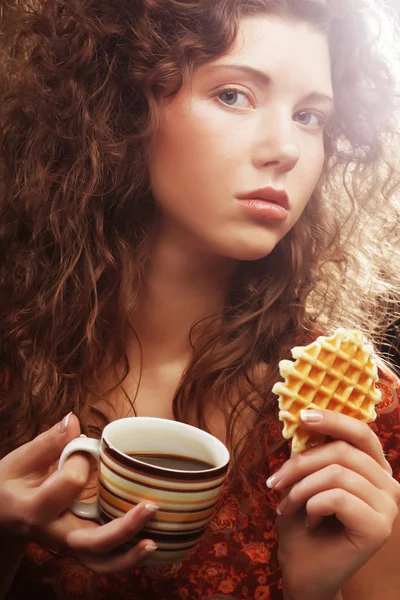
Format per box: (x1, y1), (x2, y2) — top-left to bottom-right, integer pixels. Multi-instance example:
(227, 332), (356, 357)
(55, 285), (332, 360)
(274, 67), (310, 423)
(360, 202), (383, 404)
(148, 15), (334, 261)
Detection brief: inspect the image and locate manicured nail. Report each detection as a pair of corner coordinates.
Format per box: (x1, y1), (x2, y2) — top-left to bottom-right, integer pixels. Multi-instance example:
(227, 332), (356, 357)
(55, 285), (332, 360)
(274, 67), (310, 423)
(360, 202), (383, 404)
(385, 459), (393, 475)
(59, 411), (73, 433)
(138, 544), (157, 561)
(266, 474), (279, 488)
(145, 503), (159, 513)
(277, 498), (288, 515)
(300, 409), (322, 423)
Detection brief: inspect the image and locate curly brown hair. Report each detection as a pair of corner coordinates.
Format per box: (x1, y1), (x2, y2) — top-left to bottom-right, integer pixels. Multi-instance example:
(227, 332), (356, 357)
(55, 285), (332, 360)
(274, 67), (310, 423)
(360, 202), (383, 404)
(0, 0), (399, 491)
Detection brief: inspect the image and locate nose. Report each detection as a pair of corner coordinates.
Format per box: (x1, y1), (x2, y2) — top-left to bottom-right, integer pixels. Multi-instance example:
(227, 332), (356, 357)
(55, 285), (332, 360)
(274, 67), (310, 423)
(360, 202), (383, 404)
(252, 109), (300, 173)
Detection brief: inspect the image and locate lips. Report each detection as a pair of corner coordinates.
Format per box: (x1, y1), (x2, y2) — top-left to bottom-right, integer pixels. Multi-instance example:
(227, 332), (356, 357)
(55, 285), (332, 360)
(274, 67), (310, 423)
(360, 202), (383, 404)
(236, 187), (289, 210)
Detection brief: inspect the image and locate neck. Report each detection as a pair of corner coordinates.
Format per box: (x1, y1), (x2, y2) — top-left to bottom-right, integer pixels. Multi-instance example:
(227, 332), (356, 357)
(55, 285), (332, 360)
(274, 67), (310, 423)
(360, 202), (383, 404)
(127, 217), (237, 365)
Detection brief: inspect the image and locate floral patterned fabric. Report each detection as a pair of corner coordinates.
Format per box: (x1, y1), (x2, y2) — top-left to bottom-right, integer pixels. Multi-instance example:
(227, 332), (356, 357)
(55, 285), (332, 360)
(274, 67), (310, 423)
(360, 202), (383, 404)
(7, 365), (400, 600)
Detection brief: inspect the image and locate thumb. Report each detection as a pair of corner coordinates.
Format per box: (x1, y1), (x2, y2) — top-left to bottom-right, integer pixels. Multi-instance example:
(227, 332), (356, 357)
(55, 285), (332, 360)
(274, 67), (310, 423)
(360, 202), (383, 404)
(11, 413), (81, 477)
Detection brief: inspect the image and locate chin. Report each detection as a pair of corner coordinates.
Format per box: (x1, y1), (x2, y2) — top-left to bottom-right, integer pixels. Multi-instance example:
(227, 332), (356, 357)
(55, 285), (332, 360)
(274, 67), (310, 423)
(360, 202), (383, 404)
(207, 226), (286, 262)
(217, 240), (279, 262)
(226, 248), (275, 261)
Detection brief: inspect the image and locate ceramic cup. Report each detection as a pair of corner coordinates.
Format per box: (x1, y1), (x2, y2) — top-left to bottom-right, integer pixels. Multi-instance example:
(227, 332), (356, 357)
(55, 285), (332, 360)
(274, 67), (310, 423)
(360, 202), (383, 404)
(58, 417), (230, 566)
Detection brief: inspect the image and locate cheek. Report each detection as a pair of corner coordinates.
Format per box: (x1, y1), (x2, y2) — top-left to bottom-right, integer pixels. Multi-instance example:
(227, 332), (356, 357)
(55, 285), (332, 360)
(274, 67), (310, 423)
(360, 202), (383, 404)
(149, 118), (235, 209)
(148, 135), (210, 224)
(150, 96), (246, 185)
(302, 147), (325, 199)
(289, 149), (324, 225)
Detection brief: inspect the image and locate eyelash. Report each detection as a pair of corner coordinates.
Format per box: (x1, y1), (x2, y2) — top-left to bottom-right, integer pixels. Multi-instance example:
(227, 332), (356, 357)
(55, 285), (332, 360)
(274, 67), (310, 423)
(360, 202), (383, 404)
(215, 86), (328, 129)
(215, 86), (253, 109)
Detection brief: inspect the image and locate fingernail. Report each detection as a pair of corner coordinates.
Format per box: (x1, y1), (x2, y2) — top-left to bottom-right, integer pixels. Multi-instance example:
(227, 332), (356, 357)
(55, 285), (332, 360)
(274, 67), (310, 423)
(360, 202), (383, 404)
(138, 544), (157, 561)
(277, 498), (288, 515)
(300, 409), (322, 423)
(80, 434), (87, 438)
(266, 474), (280, 488)
(59, 411), (73, 433)
(145, 503), (159, 513)
(384, 460), (393, 476)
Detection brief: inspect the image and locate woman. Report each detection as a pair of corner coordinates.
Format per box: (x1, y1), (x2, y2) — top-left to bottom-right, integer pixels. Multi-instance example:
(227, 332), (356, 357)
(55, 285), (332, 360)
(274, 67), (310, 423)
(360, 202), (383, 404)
(0, 0), (399, 598)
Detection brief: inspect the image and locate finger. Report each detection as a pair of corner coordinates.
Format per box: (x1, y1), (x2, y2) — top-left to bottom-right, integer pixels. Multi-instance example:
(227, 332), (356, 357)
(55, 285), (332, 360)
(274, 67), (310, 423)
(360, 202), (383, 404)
(305, 489), (394, 550)
(278, 465), (397, 518)
(76, 538), (158, 574)
(28, 452), (91, 523)
(66, 502), (159, 554)
(10, 413), (81, 477)
(38, 509), (100, 549)
(269, 441), (397, 494)
(299, 409), (390, 472)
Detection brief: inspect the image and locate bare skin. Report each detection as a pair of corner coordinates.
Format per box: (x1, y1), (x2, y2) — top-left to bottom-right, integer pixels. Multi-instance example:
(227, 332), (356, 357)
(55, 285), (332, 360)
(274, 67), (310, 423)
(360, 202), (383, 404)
(0, 414), (159, 600)
(118, 224), (236, 423)
(1, 14), (399, 600)
(271, 410), (400, 599)
(117, 13), (333, 421)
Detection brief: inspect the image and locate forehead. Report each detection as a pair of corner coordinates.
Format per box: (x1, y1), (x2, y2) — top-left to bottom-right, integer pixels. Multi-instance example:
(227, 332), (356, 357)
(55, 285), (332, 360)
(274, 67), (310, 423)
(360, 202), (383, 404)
(203, 15), (333, 96)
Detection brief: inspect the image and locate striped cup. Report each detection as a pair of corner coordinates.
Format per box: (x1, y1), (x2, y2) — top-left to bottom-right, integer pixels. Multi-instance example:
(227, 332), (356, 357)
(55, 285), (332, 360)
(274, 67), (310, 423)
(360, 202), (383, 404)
(58, 417), (230, 566)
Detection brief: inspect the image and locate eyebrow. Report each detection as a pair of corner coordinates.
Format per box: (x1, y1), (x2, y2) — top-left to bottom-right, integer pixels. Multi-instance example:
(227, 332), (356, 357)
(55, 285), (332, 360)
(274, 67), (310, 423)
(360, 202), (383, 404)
(206, 63), (334, 106)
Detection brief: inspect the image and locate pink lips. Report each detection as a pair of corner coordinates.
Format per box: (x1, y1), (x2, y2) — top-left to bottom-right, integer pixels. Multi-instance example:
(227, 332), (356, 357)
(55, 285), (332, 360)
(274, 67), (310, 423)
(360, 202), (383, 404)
(237, 187), (289, 209)
(236, 187), (289, 222)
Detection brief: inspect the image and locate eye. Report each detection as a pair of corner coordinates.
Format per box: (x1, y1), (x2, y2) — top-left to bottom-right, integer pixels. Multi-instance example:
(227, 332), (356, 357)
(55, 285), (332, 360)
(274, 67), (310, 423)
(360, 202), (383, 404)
(216, 87), (252, 108)
(294, 110), (326, 129)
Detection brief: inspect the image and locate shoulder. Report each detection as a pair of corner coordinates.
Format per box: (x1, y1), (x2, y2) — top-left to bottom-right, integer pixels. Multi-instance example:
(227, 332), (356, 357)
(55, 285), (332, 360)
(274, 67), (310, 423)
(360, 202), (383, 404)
(371, 360), (400, 480)
(375, 360), (399, 418)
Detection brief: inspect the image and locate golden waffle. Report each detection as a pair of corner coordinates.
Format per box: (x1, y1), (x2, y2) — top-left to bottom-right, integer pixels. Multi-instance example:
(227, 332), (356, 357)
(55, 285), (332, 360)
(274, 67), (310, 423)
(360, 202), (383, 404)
(271, 329), (381, 452)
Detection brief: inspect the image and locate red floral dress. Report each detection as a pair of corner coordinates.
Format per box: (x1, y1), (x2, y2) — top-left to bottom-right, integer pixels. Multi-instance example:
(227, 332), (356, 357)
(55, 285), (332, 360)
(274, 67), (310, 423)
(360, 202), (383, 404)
(7, 365), (400, 600)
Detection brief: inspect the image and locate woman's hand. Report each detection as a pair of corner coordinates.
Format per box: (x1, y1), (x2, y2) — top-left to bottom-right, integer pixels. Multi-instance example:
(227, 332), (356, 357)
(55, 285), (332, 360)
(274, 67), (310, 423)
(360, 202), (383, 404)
(0, 413), (158, 574)
(267, 409), (400, 600)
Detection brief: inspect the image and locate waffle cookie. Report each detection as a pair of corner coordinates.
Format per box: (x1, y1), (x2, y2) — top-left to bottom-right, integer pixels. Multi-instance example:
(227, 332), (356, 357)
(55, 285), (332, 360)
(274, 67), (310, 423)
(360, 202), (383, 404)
(272, 328), (381, 453)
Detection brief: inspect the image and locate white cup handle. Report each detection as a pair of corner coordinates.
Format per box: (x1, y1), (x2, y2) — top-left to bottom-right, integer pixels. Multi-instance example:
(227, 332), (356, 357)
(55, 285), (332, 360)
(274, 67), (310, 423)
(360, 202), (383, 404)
(58, 437), (101, 520)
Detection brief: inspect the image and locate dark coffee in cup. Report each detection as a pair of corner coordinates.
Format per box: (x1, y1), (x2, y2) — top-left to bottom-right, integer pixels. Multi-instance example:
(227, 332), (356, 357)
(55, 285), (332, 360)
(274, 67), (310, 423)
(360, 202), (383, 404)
(127, 452), (215, 471)
(59, 417), (230, 566)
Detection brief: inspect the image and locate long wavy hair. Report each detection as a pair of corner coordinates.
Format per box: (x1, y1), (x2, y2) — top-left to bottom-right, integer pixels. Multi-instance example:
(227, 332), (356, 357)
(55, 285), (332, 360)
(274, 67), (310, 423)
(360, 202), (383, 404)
(0, 0), (399, 491)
